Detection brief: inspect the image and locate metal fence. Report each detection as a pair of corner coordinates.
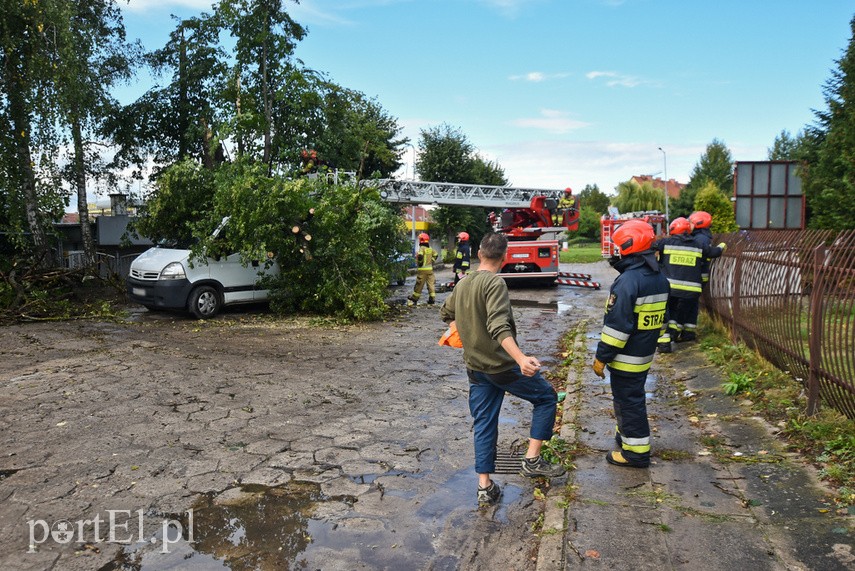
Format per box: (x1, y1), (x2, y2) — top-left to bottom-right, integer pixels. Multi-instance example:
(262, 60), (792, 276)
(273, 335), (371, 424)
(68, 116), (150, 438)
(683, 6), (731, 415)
(703, 229), (855, 419)
(64, 251), (140, 280)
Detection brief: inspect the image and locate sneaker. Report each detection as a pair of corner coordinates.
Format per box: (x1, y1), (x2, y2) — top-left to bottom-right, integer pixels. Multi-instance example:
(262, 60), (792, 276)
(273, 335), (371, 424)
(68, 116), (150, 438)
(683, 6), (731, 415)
(477, 481), (502, 506)
(605, 450), (649, 469)
(520, 456), (566, 478)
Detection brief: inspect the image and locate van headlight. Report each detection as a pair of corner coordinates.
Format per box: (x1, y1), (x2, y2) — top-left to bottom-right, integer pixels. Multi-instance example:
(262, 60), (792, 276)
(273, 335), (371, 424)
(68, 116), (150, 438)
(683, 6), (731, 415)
(160, 262), (186, 280)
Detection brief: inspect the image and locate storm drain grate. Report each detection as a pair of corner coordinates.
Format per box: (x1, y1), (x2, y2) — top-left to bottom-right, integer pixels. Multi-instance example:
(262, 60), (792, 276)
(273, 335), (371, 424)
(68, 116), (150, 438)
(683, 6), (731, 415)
(494, 451), (524, 474)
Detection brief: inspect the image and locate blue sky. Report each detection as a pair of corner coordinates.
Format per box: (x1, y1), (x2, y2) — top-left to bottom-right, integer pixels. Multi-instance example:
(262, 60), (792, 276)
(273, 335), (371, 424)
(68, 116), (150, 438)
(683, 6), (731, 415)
(119, 0), (854, 195)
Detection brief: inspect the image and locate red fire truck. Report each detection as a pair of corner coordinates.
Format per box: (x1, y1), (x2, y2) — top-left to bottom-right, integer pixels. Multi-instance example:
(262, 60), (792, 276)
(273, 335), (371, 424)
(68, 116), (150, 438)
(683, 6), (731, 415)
(377, 180), (584, 286)
(600, 211), (668, 257)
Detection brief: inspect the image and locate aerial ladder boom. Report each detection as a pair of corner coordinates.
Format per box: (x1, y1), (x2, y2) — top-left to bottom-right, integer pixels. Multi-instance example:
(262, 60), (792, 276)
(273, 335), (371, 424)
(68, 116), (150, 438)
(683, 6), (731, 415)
(377, 179), (564, 209)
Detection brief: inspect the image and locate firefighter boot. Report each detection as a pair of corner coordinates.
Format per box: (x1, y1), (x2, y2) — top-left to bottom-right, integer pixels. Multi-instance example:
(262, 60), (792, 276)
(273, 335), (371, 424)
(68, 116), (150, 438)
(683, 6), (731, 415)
(678, 330), (697, 343)
(427, 296), (436, 305)
(657, 331), (672, 354)
(407, 294), (418, 306)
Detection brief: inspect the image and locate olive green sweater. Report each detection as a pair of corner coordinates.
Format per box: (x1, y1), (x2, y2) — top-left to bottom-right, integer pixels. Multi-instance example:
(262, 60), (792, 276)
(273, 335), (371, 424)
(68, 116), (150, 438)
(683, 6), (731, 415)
(439, 270), (518, 374)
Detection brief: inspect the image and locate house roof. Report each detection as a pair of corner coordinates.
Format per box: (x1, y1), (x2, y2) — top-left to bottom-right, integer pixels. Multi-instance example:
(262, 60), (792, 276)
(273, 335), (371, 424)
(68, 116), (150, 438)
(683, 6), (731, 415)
(630, 175), (685, 199)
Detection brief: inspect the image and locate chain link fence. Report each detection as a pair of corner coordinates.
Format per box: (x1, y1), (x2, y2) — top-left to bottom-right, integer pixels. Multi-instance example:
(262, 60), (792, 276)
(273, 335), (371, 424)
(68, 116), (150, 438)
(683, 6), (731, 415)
(703, 229), (855, 419)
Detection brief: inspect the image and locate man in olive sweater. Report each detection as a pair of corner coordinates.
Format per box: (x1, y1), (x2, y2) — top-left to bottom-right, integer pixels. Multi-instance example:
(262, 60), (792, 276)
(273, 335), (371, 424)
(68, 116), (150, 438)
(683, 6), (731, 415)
(440, 233), (565, 506)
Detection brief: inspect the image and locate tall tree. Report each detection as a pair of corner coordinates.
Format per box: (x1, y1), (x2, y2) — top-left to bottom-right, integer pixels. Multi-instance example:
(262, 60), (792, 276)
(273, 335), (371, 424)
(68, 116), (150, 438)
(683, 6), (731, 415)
(671, 139), (734, 219)
(108, 14), (226, 174)
(612, 180), (664, 214)
(0, 0), (63, 264)
(802, 15), (855, 229)
(416, 125), (504, 251)
(55, 0), (137, 269)
(578, 183), (611, 214)
(217, 0), (306, 173)
(768, 129), (803, 161)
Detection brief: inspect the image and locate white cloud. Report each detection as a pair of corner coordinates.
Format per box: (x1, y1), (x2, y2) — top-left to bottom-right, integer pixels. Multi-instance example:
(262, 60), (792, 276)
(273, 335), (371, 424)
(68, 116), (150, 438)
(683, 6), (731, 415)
(509, 71), (571, 82)
(511, 109), (590, 134)
(586, 70), (654, 88)
(481, 139), (702, 193)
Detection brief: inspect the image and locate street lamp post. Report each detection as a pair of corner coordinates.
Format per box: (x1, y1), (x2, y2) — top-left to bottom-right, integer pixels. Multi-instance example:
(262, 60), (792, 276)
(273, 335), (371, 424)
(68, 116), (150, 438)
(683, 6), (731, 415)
(405, 143), (417, 253)
(658, 147), (669, 228)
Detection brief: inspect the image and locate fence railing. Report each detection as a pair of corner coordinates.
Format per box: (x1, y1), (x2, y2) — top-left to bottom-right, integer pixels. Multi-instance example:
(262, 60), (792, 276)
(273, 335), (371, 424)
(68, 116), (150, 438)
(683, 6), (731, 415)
(703, 229), (855, 419)
(64, 251), (140, 280)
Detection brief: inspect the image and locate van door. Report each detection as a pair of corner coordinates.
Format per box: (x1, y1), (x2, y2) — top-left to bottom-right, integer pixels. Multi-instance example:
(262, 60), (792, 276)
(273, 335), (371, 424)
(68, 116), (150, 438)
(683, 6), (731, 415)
(211, 253), (261, 305)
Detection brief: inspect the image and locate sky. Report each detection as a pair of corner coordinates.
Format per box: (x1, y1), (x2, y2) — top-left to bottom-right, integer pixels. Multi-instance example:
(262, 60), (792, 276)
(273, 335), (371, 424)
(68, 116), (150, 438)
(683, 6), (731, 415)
(117, 0), (855, 196)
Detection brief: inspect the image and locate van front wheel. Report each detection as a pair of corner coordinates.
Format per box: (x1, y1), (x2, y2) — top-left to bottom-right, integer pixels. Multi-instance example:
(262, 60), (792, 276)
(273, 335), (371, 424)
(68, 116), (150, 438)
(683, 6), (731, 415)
(189, 285), (221, 319)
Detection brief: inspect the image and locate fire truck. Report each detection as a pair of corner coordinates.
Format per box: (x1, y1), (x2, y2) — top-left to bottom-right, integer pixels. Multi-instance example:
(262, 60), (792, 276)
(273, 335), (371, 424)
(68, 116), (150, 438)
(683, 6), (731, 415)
(600, 210), (668, 258)
(377, 179), (597, 288)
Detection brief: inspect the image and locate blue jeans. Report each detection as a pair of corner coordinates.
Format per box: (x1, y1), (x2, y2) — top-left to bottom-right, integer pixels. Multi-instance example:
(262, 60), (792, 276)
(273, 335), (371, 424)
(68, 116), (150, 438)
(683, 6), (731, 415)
(468, 367), (558, 474)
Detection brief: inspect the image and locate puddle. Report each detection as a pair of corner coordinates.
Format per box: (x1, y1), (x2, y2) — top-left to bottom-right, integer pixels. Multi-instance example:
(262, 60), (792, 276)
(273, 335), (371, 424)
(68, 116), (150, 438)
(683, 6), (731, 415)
(510, 298), (558, 312)
(105, 482), (344, 570)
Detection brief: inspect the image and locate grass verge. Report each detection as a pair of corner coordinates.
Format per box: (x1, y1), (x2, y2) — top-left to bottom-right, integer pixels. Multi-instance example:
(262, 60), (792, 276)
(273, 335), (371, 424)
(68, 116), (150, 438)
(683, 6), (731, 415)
(697, 313), (855, 510)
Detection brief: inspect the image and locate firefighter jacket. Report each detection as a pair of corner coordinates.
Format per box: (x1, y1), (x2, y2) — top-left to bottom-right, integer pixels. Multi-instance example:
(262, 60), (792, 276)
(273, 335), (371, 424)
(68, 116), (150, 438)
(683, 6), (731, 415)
(596, 253), (670, 375)
(653, 234), (722, 298)
(416, 245), (438, 271)
(453, 242), (471, 274)
(692, 228), (713, 282)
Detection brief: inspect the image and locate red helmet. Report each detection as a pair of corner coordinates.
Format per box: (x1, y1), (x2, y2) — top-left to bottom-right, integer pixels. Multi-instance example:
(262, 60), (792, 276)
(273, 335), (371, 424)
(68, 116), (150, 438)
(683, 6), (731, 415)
(689, 211), (712, 229)
(457, 231), (470, 241)
(669, 217), (692, 235)
(564, 187), (573, 195)
(418, 233), (430, 244)
(612, 220), (655, 256)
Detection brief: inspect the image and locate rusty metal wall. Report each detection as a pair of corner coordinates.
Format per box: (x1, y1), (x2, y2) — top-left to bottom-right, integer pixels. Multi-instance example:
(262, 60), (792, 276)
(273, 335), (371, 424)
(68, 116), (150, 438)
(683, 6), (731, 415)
(702, 229), (855, 419)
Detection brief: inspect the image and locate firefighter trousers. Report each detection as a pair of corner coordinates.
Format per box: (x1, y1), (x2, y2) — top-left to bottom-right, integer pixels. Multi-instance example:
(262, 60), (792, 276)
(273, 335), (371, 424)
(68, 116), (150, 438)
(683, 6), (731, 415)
(609, 368), (651, 466)
(412, 270), (435, 300)
(666, 295), (700, 339)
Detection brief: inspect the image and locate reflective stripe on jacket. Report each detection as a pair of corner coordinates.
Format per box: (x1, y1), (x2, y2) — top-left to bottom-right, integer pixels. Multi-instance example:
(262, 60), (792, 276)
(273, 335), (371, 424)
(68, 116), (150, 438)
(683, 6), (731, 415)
(417, 245), (437, 271)
(596, 254), (670, 375)
(653, 234), (722, 298)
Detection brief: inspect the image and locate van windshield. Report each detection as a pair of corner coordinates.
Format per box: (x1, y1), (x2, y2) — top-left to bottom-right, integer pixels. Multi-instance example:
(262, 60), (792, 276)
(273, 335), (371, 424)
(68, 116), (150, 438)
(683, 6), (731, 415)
(156, 237), (197, 249)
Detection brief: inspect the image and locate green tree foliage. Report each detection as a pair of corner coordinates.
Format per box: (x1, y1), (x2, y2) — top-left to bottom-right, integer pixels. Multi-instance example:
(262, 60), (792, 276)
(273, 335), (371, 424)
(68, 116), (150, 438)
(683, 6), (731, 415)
(1, 0), (70, 262)
(768, 129), (805, 160)
(53, 0), (138, 269)
(193, 160), (407, 320)
(314, 86), (405, 178)
(133, 159), (216, 244)
(575, 206), (602, 241)
(612, 180), (664, 214)
(693, 181), (738, 233)
(416, 125), (504, 250)
(108, 15), (226, 172)
(671, 139), (734, 219)
(801, 15), (855, 229)
(578, 184), (611, 214)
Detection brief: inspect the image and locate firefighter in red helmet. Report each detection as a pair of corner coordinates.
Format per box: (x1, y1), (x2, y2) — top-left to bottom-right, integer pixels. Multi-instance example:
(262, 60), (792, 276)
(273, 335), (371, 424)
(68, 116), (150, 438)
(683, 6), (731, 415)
(689, 211), (714, 284)
(452, 231), (471, 285)
(593, 220), (670, 468)
(652, 216), (725, 349)
(552, 187), (577, 226)
(408, 233), (438, 305)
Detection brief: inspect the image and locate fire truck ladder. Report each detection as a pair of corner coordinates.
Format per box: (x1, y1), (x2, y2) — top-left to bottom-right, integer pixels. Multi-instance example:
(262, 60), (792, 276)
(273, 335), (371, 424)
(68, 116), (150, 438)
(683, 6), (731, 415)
(376, 179), (564, 208)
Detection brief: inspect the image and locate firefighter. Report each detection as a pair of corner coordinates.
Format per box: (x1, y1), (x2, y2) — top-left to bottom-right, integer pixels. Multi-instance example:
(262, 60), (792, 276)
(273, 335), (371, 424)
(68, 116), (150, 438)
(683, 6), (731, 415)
(689, 211), (714, 285)
(653, 217), (725, 348)
(408, 233), (438, 305)
(452, 231), (471, 285)
(552, 187), (576, 225)
(592, 220), (669, 468)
